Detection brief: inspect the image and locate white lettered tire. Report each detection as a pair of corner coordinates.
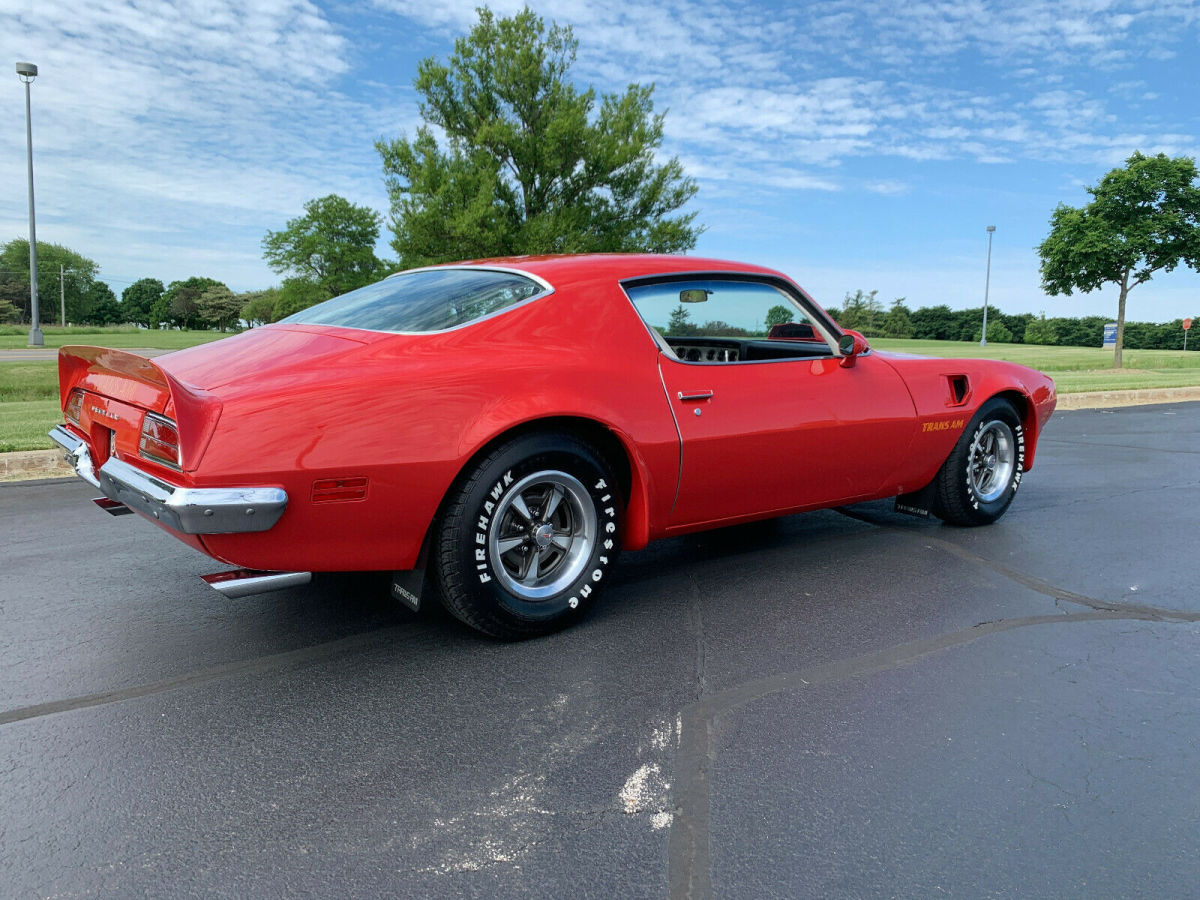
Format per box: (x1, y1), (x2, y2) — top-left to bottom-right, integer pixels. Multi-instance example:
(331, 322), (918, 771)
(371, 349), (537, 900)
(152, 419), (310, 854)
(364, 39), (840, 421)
(433, 432), (622, 639)
(933, 398), (1026, 526)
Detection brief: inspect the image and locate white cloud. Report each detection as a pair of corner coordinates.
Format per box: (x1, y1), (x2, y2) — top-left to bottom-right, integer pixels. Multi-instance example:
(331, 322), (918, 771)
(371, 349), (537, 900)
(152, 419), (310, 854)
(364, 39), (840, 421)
(0, 0), (416, 289)
(1, 0), (1198, 315)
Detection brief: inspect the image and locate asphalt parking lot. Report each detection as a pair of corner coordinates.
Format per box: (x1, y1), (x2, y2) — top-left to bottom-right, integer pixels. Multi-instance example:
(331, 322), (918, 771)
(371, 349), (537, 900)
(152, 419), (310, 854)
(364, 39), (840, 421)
(3, 402), (1199, 898)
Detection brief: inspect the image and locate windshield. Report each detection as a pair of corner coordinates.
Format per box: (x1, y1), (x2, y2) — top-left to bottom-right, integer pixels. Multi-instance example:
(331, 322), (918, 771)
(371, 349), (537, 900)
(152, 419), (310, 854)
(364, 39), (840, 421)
(280, 267), (547, 333)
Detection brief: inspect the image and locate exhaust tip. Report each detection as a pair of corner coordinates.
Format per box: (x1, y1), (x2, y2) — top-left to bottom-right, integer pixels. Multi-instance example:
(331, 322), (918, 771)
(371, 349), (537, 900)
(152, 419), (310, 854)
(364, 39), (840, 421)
(201, 569), (312, 598)
(92, 496), (133, 516)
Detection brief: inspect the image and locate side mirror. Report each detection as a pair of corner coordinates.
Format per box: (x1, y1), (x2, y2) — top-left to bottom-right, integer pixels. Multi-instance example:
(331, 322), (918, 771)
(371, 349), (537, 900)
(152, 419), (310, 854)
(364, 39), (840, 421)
(837, 330), (870, 368)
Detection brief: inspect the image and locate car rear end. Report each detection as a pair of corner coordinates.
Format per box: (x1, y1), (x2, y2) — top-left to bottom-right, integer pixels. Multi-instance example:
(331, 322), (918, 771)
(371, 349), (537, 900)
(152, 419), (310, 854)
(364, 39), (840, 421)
(50, 345), (288, 546)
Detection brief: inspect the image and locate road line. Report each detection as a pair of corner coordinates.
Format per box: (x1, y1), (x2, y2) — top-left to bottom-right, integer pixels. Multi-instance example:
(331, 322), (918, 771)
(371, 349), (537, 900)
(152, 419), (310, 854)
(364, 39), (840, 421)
(0, 625), (424, 727)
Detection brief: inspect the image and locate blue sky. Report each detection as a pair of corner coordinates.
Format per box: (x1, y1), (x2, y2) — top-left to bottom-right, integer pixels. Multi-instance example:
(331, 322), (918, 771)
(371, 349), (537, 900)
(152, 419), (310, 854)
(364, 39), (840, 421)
(3, 0), (1199, 323)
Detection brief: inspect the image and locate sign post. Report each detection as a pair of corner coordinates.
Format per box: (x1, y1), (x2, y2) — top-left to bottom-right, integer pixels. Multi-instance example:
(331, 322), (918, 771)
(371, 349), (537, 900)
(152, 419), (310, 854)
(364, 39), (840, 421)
(1102, 323), (1118, 348)
(1184, 317), (1192, 352)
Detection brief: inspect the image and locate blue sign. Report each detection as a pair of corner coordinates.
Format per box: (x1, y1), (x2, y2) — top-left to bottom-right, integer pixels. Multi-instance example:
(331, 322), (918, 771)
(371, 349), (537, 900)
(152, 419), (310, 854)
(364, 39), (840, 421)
(1102, 323), (1118, 347)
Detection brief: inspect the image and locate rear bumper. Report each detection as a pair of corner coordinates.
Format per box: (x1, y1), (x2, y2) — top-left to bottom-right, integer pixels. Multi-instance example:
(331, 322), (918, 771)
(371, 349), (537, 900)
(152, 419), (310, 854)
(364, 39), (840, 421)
(49, 424), (288, 535)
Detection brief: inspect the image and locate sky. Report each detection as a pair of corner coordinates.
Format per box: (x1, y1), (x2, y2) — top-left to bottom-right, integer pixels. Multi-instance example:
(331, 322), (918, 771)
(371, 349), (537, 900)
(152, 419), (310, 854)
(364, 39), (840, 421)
(3, 0), (1200, 323)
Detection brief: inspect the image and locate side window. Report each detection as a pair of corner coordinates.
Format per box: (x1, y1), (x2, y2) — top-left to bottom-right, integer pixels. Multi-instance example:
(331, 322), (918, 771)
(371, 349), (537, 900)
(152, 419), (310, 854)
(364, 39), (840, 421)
(623, 279), (833, 363)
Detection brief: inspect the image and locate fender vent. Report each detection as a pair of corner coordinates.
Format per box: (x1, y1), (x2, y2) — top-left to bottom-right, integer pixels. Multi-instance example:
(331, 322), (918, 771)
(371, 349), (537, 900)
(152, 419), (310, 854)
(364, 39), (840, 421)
(947, 375), (970, 406)
(311, 476), (369, 503)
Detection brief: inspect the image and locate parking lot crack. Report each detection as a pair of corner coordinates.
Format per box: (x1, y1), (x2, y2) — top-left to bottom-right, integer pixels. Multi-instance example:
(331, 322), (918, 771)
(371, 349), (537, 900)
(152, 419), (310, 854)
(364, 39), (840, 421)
(666, 607), (1196, 900)
(688, 573), (708, 699)
(832, 507), (1200, 622)
(0, 626), (425, 728)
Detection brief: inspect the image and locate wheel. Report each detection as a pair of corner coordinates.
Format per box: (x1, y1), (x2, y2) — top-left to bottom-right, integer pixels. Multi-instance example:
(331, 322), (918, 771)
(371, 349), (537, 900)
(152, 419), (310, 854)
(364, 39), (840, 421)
(432, 432), (623, 639)
(932, 398), (1026, 527)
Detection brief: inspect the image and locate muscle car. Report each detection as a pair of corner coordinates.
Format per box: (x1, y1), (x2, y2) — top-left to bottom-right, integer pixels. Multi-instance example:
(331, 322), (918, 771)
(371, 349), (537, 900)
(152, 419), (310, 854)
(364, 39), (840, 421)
(51, 254), (1056, 638)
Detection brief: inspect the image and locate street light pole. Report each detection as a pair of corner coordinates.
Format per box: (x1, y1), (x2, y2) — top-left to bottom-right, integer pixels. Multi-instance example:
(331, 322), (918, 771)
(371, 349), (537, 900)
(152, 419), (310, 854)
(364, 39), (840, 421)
(16, 61), (42, 347)
(980, 225), (996, 348)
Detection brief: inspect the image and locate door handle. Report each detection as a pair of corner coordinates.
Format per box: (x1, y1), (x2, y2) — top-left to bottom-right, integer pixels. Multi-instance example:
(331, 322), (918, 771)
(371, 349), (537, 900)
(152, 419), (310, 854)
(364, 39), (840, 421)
(677, 390), (714, 402)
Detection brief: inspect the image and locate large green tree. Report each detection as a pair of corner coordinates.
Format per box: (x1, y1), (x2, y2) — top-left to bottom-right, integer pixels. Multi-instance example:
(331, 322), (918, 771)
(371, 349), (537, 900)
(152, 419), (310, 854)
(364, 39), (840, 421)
(0, 239), (101, 325)
(121, 278), (164, 328)
(82, 282), (122, 325)
(1038, 151), (1200, 367)
(377, 7), (700, 266)
(262, 194), (385, 297)
(838, 289), (884, 335)
(160, 276), (224, 330)
(197, 285), (245, 332)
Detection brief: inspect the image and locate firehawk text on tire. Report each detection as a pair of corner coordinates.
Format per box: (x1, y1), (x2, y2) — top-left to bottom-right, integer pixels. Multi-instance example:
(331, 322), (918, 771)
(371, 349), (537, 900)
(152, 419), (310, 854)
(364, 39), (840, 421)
(433, 433), (622, 639)
(933, 398), (1026, 527)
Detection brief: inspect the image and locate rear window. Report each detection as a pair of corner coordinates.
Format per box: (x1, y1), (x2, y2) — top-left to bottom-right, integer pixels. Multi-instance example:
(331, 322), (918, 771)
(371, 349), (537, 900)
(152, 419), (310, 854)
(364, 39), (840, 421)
(280, 267), (548, 333)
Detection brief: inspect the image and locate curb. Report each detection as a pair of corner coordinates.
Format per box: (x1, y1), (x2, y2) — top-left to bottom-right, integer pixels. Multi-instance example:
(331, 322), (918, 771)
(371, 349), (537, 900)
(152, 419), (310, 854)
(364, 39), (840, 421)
(0, 449), (72, 483)
(1054, 386), (1200, 410)
(4, 389), (1199, 484)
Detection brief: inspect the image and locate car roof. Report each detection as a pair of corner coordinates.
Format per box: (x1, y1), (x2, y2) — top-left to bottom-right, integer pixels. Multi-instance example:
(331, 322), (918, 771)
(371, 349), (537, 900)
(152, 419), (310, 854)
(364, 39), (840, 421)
(441, 253), (787, 284)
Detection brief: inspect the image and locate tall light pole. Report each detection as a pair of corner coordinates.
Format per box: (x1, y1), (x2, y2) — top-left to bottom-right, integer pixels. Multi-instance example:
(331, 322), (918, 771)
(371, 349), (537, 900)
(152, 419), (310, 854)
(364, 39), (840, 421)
(16, 61), (42, 347)
(980, 224), (996, 348)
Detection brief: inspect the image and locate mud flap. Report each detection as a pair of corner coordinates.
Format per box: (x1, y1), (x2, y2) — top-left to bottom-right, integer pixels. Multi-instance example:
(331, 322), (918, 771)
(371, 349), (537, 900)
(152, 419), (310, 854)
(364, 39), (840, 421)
(894, 482), (937, 518)
(391, 568), (425, 612)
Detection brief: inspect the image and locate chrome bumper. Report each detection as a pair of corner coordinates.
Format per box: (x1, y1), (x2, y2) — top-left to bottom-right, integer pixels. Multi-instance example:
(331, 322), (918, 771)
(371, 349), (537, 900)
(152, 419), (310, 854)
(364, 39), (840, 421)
(49, 425), (288, 535)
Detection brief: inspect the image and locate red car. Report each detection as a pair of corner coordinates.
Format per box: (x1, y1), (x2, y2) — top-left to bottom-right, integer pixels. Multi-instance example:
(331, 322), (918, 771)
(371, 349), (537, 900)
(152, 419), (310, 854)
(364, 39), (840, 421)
(51, 254), (1056, 638)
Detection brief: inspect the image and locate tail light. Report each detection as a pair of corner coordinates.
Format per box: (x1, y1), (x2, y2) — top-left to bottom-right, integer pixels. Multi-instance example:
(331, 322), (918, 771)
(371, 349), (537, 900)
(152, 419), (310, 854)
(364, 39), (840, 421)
(65, 389), (84, 425)
(139, 413), (181, 469)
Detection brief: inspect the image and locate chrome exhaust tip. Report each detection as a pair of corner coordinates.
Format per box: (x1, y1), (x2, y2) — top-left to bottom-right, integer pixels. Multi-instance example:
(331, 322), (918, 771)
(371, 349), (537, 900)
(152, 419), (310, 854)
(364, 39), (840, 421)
(92, 496), (133, 516)
(201, 569), (312, 598)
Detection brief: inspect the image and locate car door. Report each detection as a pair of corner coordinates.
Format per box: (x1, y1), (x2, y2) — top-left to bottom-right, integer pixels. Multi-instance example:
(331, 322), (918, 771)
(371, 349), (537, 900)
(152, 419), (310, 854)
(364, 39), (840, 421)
(624, 275), (917, 528)
(659, 352), (916, 526)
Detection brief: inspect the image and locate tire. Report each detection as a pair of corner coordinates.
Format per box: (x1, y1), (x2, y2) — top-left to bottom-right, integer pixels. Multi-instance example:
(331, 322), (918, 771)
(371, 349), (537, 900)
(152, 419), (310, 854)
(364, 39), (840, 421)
(432, 432), (623, 639)
(932, 398), (1026, 527)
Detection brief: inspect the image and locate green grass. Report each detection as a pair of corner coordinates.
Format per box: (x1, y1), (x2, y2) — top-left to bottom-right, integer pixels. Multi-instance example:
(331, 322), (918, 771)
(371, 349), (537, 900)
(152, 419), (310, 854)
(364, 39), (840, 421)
(872, 338), (1200, 372)
(0, 399), (60, 452)
(873, 339), (1200, 392)
(0, 361), (58, 401)
(3, 338), (1198, 454)
(0, 325), (230, 350)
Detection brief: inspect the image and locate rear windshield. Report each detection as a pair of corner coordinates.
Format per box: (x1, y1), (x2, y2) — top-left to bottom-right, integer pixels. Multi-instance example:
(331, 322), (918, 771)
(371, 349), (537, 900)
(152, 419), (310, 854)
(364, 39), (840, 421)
(280, 267), (547, 333)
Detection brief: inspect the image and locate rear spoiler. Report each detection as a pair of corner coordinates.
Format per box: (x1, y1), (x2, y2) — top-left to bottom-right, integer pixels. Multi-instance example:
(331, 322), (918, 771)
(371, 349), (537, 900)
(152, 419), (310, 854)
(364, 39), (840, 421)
(58, 345), (223, 472)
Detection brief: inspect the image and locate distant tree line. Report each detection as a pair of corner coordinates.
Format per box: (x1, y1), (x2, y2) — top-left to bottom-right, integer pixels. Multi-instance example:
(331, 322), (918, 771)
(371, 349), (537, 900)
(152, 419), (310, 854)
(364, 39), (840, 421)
(826, 289), (1197, 350)
(1, 239), (265, 332)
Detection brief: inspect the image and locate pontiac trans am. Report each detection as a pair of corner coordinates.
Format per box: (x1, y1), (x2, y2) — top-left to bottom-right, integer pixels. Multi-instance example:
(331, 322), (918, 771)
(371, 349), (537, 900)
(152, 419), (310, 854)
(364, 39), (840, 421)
(51, 254), (1056, 638)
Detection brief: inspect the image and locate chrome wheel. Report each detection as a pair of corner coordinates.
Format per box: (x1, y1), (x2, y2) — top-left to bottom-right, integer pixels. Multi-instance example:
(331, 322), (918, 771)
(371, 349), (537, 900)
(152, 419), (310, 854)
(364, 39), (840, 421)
(488, 470), (597, 600)
(967, 420), (1015, 503)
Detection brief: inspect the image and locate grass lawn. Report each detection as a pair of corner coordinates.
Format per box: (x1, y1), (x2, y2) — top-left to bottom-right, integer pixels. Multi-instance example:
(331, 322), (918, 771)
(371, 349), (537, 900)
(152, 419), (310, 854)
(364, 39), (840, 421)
(0, 325), (230, 350)
(0, 361), (59, 402)
(3, 337), (1198, 454)
(0, 399), (60, 452)
(873, 339), (1200, 392)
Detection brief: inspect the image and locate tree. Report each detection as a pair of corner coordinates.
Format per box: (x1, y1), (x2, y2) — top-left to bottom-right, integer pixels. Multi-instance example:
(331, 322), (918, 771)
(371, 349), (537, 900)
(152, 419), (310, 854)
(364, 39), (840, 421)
(272, 277), (331, 320)
(377, 7), (700, 266)
(1024, 314), (1058, 345)
(765, 304), (793, 328)
(838, 289), (884, 335)
(667, 304), (699, 336)
(973, 319), (1013, 343)
(162, 277), (223, 329)
(0, 296), (21, 323)
(882, 298), (914, 338)
(1038, 152), (1200, 367)
(82, 282), (122, 325)
(910, 304), (958, 340)
(0, 239), (100, 325)
(121, 278), (164, 328)
(197, 285), (245, 331)
(240, 289), (281, 326)
(262, 195), (385, 297)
